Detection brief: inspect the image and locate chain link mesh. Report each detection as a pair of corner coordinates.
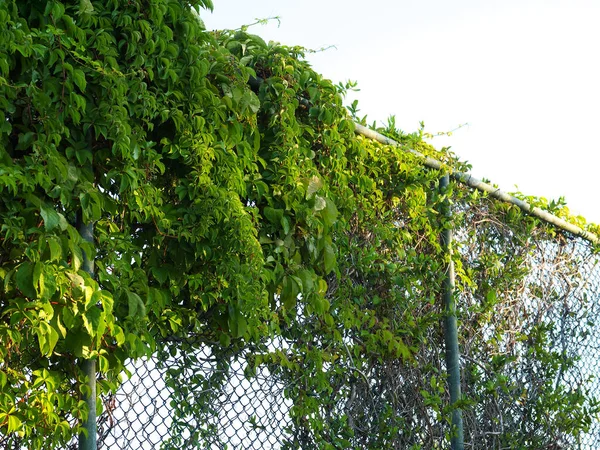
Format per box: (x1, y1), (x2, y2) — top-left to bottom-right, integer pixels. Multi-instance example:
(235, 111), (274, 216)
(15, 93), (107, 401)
(0, 184), (576, 449)
(455, 196), (600, 449)
(89, 195), (600, 449)
(97, 345), (295, 450)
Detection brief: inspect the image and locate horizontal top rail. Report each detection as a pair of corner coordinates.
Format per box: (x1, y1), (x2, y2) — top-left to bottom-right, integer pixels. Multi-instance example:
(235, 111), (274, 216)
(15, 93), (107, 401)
(354, 124), (599, 245)
(248, 76), (597, 244)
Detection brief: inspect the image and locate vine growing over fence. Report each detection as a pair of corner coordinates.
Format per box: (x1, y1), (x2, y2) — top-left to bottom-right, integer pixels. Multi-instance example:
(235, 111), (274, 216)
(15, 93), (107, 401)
(0, 0), (598, 448)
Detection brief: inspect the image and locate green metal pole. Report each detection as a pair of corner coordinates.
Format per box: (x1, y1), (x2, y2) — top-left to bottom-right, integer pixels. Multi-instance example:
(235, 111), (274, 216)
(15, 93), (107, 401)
(78, 221), (97, 450)
(440, 174), (464, 450)
(79, 358), (96, 449)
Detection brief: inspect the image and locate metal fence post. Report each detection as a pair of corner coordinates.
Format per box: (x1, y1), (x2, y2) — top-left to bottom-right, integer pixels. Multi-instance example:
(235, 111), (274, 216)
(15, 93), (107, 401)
(440, 174), (464, 450)
(78, 221), (97, 450)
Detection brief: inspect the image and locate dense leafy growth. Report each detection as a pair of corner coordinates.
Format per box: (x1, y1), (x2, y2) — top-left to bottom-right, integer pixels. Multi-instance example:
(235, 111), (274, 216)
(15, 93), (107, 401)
(0, 0), (598, 448)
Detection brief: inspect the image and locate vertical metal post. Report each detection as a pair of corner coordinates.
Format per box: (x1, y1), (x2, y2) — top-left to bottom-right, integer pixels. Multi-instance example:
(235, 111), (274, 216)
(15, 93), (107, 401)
(78, 221), (97, 450)
(439, 174), (464, 450)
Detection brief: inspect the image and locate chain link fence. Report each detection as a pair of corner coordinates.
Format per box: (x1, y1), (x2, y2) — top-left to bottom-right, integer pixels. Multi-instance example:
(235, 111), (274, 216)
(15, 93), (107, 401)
(85, 193), (600, 450)
(99, 348), (294, 450)
(457, 198), (600, 449)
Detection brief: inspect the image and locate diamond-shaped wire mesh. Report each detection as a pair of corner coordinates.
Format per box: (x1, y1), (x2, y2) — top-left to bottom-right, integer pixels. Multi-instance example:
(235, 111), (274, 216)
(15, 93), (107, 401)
(454, 196), (600, 449)
(90, 191), (600, 450)
(98, 345), (294, 450)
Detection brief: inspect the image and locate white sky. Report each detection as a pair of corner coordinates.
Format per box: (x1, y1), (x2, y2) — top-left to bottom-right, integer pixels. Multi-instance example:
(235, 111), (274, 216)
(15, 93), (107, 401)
(202, 0), (600, 224)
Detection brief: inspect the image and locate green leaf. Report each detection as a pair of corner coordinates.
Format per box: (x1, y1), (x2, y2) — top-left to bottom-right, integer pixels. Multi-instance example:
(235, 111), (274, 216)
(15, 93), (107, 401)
(306, 176), (322, 199)
(37, 264), (57, 301)
(280, 215), (291, 235)
(314, 195), (326, 212)
(126, 290), (146, 318)
(69, 241), (83, 271)
(228, 306), (247, 339)
(280, 275), (300, 310)
(114, 326), (125, 346)
(99, 354), (109, 372)
(7, 415), (22, 433)
(50, 1), (65, 20)
(68, 330), (92, 358)
(51, 314), (67, 339)
(46, 325), (59, 355)
(219, 332), (231, 347)
(40, 205), (68, 232)
(48, 237), (63, 262)
(296, 269), (314, 294)
(16, 262), (36, 298)
(321, 198), (338, 228)
(253, 130), (260, 151)
(83, 306), (102, 337)
(152, 267), (168, 285)
(312, 295), (327, 315)
(264, 207), (283, 225)
(17, 131), (35, 150)
(323, 243), (336, 274)
(33, 261), (43, 295)
(78, 0), (94, 15)
(324, 313), (335, 327)
(62, 306), (75, 329)
(37, 322), (59, 356)
(94, 290), (114, 315)
(72, 69), (87, 92)
(241, 90), (260, 114)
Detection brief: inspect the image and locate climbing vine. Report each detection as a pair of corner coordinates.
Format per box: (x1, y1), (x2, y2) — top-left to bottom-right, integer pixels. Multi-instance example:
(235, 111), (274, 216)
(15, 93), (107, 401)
(0, 1), (598, 448)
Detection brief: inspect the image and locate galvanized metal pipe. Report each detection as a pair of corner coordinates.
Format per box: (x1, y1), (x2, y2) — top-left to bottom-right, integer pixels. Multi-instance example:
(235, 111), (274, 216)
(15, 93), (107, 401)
(440, 174), (465, 450)
(247, 75), (597, 243)
(78, 221), (97, 450)
(79, 359), (97, 450)
(354, 123), (599, 245)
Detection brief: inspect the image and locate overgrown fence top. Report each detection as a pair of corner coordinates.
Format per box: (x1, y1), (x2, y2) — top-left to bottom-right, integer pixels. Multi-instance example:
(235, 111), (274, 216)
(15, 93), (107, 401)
(0, 1), (599, 449)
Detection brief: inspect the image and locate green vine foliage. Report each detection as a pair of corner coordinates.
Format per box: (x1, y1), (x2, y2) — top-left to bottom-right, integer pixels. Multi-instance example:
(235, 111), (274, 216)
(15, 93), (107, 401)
(0, 1), (598, 449)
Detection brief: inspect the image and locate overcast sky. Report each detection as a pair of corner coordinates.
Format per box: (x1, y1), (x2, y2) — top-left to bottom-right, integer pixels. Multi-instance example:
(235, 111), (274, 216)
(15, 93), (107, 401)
(202, 0), (600, 224)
